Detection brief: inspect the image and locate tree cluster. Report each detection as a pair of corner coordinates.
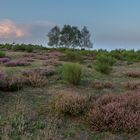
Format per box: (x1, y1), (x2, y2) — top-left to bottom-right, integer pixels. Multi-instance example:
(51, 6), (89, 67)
(47, 25), (93, 49)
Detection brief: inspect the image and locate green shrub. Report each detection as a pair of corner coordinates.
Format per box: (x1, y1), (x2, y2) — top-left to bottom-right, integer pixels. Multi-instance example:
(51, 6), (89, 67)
(61, 63), (82, 85)
(96, 54), (116, 66)
(110, 49), (125, 60)
(0, 51), (6, 58)
(13, 45), (26, 51)
(63, 51), (83, 62)
(25, 46), (33, 52)
(95, 54), (116, 74)
(95, 63), (111, 74)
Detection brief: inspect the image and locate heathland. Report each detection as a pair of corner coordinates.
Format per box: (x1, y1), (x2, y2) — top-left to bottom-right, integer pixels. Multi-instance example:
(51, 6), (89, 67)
(0, 44), (140, 140)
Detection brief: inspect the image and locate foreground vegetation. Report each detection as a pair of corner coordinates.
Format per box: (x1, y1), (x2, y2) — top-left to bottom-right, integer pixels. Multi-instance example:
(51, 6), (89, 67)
(0, 44), (140, 140)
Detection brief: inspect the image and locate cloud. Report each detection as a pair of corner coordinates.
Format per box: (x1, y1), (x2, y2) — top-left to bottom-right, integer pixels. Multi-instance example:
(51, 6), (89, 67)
(0, 20), (27, 38)
(0, 19), (55, 44)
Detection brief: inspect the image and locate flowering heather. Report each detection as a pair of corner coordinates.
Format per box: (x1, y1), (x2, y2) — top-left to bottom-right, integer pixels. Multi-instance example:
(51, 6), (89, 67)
(21, 67), (55, 77)
(0, 57), (11, 63)
(0, 72), (6, 80)
(19, 58), (34, 62)
(86, 92), (140, 133)
(22, 53), (35, 58)
(5, 60), (31, 67)
(34, 55), (49, 60)
(47, 51), (64, 59)
(43, 59), (62, 66)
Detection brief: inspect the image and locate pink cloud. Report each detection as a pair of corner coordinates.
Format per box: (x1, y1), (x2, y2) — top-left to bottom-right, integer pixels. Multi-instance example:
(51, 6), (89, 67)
(0, 20), (27, 38)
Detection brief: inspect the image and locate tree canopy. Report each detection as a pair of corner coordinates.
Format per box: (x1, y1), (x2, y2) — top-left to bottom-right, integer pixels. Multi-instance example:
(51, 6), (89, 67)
(47, 25), (93, 49)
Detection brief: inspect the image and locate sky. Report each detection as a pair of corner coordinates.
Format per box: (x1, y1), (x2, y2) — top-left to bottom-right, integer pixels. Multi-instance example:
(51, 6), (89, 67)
(0, 0), (140, 50)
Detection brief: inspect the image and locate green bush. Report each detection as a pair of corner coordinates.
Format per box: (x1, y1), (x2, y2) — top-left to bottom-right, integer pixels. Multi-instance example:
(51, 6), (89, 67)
(95, 63), (111, 74)
(109, 49), (140, 62)
(25, 46), (33, 52)
(63, 51), (83, 62)
(0, 51), (6, 58)
(61, 63), (82, 85)
(13, 45), (26, 51)
(110, 49), (125, 60)
(12, 44), (34, 52)
(96, 54), (116, 66)
(95, 54), (116, 74)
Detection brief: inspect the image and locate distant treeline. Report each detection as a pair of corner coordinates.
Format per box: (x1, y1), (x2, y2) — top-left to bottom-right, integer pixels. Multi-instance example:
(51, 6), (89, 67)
(0, 43), (46, 52)
(0, 43), (140, 62)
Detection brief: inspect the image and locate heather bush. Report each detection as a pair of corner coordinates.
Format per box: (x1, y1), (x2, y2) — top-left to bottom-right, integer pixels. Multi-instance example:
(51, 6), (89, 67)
(0, 51), (6, 57)
(22, 72), (48, 87)
(0, 75), (24, 91)
(22, 67), (55, 77)
(43, 59), (62, 66)
(0, 73), (7, 91)
(125, 72), (140, 78)
(47, 51), (64, 59)
(92, 80), (104, 89)
(0, 57), (10, 63)
(5, 60), (31, 67)
(86, 92), (140, 133)
(61, 63), (82, 85)
(123, 81), (140, 90)
(8, 76), (24, 91)
(49, 92), (88, 116)
(92, 81), (113, 89)
(34, 55), (49, 60)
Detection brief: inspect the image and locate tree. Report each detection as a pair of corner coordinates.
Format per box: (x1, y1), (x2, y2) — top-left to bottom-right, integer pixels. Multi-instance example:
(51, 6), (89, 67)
(71, 26), (81, 49)
(60, 25), (73, 48)
(47, 26), (60, 48)
(80, 26), (93, 50)
(60, 25), (81, 49)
